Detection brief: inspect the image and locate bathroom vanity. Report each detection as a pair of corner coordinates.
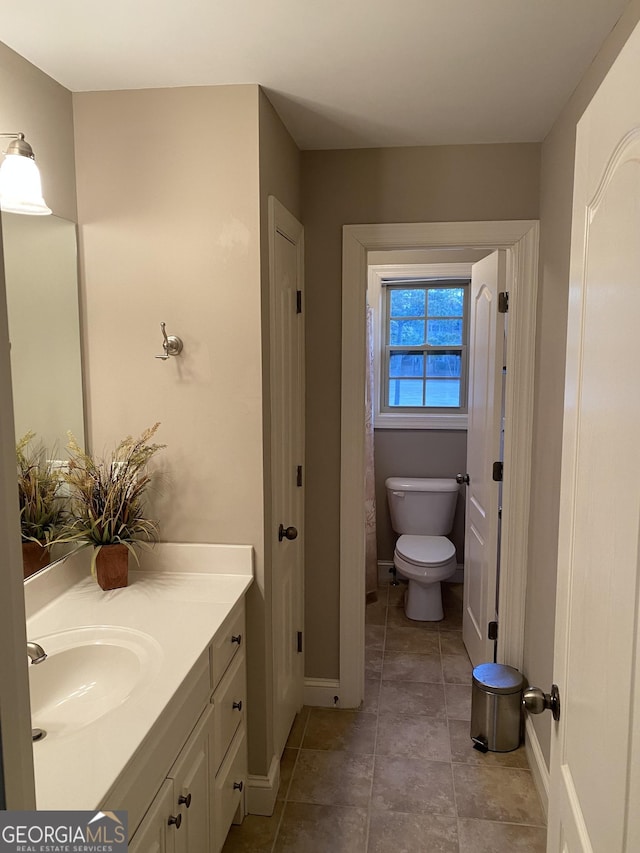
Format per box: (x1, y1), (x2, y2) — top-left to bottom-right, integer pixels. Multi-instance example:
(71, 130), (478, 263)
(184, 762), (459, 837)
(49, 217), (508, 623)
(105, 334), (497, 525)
(24, 543), (253, 853)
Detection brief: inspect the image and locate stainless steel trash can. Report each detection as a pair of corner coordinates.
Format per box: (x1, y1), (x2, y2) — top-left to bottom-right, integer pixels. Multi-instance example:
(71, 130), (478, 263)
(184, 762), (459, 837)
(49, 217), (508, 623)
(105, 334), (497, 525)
(470, 663), (524, 752)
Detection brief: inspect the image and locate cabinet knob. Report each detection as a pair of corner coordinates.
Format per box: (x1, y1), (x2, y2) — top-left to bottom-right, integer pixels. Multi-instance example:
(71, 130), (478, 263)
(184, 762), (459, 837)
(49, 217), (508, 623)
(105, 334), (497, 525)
(231, 634), (242, 645)
(168, 814), (182, 829)
(233, 781), (243, 792)
(178, 792), (192, 808)
(232, 700), (243, 712)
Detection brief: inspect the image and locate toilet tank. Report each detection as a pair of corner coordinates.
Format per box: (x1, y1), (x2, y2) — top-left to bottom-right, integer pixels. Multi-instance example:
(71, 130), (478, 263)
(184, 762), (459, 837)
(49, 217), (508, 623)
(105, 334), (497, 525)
(385, 477), (459, 535)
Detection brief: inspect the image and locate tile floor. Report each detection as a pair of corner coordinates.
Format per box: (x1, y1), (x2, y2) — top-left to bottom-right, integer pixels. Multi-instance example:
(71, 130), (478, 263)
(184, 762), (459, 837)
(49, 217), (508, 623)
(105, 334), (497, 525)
(223, 582), (546, 853)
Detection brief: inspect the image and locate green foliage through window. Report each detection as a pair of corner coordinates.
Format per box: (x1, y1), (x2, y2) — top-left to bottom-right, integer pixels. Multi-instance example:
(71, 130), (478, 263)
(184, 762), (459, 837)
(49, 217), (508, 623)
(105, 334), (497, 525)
(383, 282), (468, 412)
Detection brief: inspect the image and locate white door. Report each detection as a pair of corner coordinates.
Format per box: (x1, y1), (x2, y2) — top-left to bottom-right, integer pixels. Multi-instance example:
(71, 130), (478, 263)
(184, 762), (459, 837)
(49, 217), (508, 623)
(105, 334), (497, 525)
(547, 22), (640, 853)
(462, 251), (506, 667)
(269, 197), (304, 759)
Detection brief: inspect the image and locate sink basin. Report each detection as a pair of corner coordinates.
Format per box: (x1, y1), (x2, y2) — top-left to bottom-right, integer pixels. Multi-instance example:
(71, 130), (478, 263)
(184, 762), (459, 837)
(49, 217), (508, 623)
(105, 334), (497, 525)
(29, 626), (162, 739)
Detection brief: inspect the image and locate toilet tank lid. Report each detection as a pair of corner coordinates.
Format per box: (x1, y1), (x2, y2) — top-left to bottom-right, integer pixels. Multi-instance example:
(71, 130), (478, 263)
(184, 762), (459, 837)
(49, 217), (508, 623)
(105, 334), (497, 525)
(385, 477), (459, 493)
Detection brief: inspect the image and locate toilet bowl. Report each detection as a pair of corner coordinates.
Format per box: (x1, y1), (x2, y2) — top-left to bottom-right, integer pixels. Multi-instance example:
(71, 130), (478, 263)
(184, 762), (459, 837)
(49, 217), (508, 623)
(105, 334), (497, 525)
(385, 477), (459, 622)
(393, 534), (457, 621)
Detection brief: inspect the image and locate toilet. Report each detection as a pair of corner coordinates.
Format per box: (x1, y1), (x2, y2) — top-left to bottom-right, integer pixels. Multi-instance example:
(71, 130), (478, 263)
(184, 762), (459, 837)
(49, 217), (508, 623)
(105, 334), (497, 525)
(385, 477), (459, 621)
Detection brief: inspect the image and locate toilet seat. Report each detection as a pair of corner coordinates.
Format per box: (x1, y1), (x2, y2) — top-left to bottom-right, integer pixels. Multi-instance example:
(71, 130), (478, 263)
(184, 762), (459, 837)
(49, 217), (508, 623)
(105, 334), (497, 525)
(395, 534), (455, 567)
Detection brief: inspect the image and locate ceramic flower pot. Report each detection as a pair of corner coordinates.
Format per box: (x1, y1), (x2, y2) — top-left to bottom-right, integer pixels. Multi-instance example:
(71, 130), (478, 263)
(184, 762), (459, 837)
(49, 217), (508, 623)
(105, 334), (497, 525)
(22, 541), (51, 579)
(95, 543), (129, 590)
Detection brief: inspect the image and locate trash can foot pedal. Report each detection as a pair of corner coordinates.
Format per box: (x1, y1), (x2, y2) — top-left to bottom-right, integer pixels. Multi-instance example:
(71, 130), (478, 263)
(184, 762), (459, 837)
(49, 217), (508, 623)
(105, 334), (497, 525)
(472, 736), (489, 753)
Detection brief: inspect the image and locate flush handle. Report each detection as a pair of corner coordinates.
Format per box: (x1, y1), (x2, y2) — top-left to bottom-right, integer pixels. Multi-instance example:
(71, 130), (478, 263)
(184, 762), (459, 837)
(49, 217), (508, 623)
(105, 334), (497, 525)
(278, 524), (298, 541)
(456, 473), (470, 485)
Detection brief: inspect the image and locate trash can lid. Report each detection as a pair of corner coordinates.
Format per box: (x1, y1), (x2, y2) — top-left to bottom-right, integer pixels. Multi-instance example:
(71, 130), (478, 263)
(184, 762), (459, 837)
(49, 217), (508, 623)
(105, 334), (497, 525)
(472, 663), (524, 694)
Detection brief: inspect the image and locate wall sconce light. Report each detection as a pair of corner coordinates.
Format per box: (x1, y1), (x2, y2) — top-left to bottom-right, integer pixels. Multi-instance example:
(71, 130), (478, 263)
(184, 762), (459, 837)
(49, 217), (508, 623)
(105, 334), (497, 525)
(0, 133), (51, 215)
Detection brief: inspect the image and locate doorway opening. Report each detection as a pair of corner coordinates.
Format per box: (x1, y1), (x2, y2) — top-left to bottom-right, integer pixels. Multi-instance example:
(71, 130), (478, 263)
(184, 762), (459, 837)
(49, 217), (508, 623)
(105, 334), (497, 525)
(339, 220), (539, 708)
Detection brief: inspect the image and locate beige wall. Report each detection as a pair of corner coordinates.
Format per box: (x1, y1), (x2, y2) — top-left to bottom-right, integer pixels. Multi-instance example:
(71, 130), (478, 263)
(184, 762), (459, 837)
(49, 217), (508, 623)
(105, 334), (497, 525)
(73, 85), (274, 774)
(301, 143), (541, 679)
(0, 41), (76, 221)
(374, 430), (466, 563)
(526, 0), (640, 768)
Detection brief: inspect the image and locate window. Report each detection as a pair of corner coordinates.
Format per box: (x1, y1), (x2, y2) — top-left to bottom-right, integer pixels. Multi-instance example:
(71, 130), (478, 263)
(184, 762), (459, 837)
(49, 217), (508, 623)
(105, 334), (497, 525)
(383, 280), (469, 411)
(369, 264), (471, 429)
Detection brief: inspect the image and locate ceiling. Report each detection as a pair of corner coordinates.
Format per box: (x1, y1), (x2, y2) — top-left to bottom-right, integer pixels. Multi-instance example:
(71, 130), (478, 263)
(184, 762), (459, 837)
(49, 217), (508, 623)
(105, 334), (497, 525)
(0, 0), (629, 150)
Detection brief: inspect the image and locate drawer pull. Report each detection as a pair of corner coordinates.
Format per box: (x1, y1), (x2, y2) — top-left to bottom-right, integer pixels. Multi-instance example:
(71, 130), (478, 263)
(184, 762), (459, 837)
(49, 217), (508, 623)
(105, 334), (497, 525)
(178, 792), (192, 808)
(233, 781), (244, 792)
(232, 700), (243, 712)
(231, 634), (242, 645)
(168, 814), (182, 829)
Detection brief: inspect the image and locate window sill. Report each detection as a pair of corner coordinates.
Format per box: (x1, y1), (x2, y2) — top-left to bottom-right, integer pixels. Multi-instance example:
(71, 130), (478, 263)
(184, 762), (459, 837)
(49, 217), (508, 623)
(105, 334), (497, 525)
(374, 413), (468, 430)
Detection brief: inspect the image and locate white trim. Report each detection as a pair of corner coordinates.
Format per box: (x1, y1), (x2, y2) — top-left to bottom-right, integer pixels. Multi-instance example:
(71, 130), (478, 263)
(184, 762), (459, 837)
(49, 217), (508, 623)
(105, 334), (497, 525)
(369, 263), (472, 430)
(246, 754), (280, 816)
(374, 413), (468, 430)
(303, 678), (341, 708)
(525, 716), (550, 819)
(340, 220), (539, 708)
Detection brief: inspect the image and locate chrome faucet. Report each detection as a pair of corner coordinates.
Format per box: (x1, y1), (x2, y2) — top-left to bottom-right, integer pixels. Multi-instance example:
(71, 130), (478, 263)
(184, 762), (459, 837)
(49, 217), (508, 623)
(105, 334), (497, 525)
(27, 641), (47, 665)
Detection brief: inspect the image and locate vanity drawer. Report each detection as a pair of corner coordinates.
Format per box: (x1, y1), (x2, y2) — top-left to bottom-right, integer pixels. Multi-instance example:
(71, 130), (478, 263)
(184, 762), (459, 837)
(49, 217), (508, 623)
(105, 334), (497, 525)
(212, 650), (245, 773)
(213, 727), (246, 853)
(211, 602), (245, 688)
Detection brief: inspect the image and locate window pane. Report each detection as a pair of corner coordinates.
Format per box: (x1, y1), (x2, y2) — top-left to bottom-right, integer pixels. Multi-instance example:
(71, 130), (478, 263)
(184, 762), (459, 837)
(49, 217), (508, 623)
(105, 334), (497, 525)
(390, 289), (425, 317)
(428, 287), (464, 317)
(425, 379), (460, 407)
(388, 379), (424, 407)
(426, 352), (461, 378)
(390, 353), (424, 377)
(427, 318), (463, 346)
(390, 319), (425, 345)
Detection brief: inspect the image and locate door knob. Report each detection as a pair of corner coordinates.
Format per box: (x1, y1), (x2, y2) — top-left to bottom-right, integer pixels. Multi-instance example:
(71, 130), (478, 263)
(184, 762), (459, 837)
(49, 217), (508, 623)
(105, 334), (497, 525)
(178, 792), (192, 808)
(522, 684), (561, 721)
(168, 814), (182, 829)
(456, 473), (470, 485)
(278, 524), (298, 541)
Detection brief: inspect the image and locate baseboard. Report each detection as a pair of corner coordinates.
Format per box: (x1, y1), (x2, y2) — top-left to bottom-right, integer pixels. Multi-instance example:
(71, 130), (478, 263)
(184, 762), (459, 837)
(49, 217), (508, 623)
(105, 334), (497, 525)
(525, 716), (550, 819)
(303, 678), (341, 707)
(246, 753), (280, 816)
(377, 560), (464, 585)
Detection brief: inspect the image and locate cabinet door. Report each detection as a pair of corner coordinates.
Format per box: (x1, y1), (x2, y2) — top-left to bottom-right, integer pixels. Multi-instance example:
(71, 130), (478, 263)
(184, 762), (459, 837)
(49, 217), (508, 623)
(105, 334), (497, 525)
(168, 706), (213, 853)
(129, 780), (176, 853)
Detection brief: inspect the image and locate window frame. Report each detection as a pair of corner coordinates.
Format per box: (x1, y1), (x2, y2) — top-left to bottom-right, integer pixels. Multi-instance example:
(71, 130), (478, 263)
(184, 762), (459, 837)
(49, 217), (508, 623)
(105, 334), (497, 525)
(368, 263), (472, 429)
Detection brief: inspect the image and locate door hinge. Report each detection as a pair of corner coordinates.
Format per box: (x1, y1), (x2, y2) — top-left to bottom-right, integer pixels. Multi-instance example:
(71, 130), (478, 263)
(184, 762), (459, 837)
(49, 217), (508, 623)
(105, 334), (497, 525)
(492, 461), (503, 482)
(297, 631), (303, 653)
(296, 465), (303, 487)
(296, 290), (302, 314)
(488, 621), (498, 641)
(498, 291), (509, 313)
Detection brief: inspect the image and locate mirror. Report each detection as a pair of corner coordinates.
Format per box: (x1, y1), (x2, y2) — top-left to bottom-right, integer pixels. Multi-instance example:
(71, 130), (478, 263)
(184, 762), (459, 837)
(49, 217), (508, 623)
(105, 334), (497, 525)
(2, 212), (86, 577)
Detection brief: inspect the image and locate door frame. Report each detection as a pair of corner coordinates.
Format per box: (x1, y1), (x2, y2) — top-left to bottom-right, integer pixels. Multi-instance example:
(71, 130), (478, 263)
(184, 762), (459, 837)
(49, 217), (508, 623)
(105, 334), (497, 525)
(339, 220), (539, 707)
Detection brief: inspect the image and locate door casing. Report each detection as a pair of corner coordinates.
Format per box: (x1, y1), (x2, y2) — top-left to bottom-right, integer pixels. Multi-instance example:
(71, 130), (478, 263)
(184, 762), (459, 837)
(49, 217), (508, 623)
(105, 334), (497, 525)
(339, 220), (539, 708)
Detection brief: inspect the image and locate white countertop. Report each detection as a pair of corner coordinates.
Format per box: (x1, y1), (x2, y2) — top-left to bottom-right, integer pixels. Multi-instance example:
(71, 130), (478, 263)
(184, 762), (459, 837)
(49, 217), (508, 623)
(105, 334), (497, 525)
(25, 543), (253, 811)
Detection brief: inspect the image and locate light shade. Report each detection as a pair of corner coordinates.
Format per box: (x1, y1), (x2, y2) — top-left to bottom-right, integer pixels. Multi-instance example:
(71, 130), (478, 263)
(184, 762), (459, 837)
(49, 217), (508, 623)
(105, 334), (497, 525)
(0, 135), (51, 216)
